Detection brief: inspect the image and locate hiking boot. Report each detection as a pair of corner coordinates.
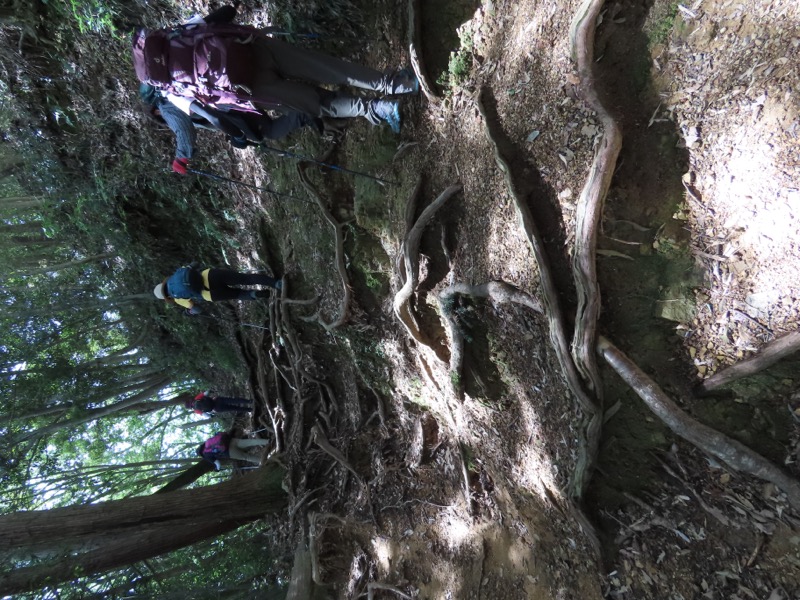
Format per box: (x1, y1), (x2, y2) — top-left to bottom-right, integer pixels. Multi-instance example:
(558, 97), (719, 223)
(273, 279), (283, 291)
(390, 67), (419, 95)
(370, 99), (401, 134)
(250, 290), (272, 299)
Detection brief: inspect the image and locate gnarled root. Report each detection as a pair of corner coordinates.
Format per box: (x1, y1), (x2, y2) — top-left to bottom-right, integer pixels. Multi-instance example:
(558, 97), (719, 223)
(597, 335), (800, 511)
(393, 177), (461, 361)
(296, 163), (352, 331)
(477, 89), (601, 501)
(568, 0), (623, 399)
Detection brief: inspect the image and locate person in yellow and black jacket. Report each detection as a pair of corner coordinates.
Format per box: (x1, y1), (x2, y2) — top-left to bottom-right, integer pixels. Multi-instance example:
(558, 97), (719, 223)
(153, 263), (281, 315)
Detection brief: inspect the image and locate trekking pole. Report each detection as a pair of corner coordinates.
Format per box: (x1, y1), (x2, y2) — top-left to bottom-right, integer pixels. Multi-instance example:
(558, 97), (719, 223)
(261, 30), (355, 42)
(257, 144), (399, 186)
(186, 168), (309, 201)
(196, 313), (272, 331)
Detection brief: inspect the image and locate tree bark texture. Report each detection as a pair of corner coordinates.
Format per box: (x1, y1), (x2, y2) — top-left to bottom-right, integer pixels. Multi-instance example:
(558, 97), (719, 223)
(0, 464), (286, 594)
(568, 0), (623, 399)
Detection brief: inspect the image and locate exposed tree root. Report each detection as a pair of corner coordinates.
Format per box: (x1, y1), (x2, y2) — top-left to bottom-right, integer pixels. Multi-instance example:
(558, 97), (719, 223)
(436, 280), (601, 555)
(367, 582), (413, 599)
(477, 89), (600, 500)
(393, 176), (461, 361)
(297, 163), (352, 331)
(697, 330), (800, 394)
(342, 337), (387, 427)
(285, 542), (318, 600)
(439, 281), (543, 399)
(310, 424), (361, 483)
(568, 0), (623, 399)
(407, 0), (438, 103)
(597, 335), (800, 511)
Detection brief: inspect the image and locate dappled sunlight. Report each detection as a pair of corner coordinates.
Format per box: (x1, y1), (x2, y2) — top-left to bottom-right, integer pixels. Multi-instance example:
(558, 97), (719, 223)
(683, 81), (800, 371)
(644, 0), (800, 382)
(437, 508), (475, 547)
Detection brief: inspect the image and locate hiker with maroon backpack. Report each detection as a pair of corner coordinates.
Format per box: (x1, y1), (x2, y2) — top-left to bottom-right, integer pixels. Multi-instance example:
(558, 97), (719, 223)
(140, 83), (322, 174)
(187, 391), (252, 415)
(132, 3), (418, 173)
(197, 431), (267, 469)
(153, 264), (281, 316)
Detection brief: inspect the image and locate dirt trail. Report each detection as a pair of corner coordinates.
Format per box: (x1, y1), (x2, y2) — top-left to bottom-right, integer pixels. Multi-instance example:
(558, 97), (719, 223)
(232, 0), (800, 596)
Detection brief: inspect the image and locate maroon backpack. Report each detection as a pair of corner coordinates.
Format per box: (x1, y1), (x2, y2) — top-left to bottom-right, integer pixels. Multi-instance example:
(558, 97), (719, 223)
(132, 23), (276, 110)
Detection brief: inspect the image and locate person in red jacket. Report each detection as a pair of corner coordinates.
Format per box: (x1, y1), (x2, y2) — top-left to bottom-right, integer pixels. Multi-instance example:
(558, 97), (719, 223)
(186, 391), (252, 415)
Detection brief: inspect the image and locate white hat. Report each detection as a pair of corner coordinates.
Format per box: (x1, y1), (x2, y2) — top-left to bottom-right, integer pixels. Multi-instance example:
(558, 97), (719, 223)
(153, 283), (166, 300)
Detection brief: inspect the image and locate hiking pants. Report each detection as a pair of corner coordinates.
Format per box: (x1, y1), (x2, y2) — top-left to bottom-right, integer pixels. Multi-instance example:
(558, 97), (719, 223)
(209, 108), (316, 142)
(249, 38), (412, 124)
(211, 396), (252, 413)
(206, 268), (278, 301)
(228, 438), (268, 464)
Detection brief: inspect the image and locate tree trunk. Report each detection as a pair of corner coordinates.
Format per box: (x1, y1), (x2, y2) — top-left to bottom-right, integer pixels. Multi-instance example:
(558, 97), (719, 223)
(154, 460), (215, 494)
(0, 195), (45, 211)
(0, 465), (286, 594)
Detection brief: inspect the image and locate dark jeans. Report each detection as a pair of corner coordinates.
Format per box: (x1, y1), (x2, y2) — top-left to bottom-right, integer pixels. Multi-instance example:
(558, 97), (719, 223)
(206, 268), (278, 301)
(212, 396), (252, 413)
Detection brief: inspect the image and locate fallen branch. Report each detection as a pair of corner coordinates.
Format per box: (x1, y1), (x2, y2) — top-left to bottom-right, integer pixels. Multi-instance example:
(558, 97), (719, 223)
(407, 0), (438, 102)
(393, 178), (461, 360)
(698, 330), (800, 394)
(597, 335), (800, 511)
(477, 89), (600, 500)
(568, 0), (623, 398)
(297, 163), (352, 330)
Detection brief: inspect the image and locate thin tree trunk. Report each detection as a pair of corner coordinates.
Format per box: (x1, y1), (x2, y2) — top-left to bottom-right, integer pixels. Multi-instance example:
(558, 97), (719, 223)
(14, 374), (173, 443)
(154, 460), (215, 494)
(0, 221), (44, 234)
(19, 252), (114, 276)
(0, 196), (45, 210)
(597, 335), (800, 510)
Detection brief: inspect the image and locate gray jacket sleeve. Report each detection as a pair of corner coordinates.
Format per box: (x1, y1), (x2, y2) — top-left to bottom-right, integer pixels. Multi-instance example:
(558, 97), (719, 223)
(159, 101), (197, 160)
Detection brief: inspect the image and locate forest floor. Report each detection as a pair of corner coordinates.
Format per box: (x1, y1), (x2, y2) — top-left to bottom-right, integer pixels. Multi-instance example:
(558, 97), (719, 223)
(207, 0), (800, 597)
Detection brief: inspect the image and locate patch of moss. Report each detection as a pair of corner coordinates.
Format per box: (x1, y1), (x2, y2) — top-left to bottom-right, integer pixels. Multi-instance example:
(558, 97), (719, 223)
(349, 128), (398, 234)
